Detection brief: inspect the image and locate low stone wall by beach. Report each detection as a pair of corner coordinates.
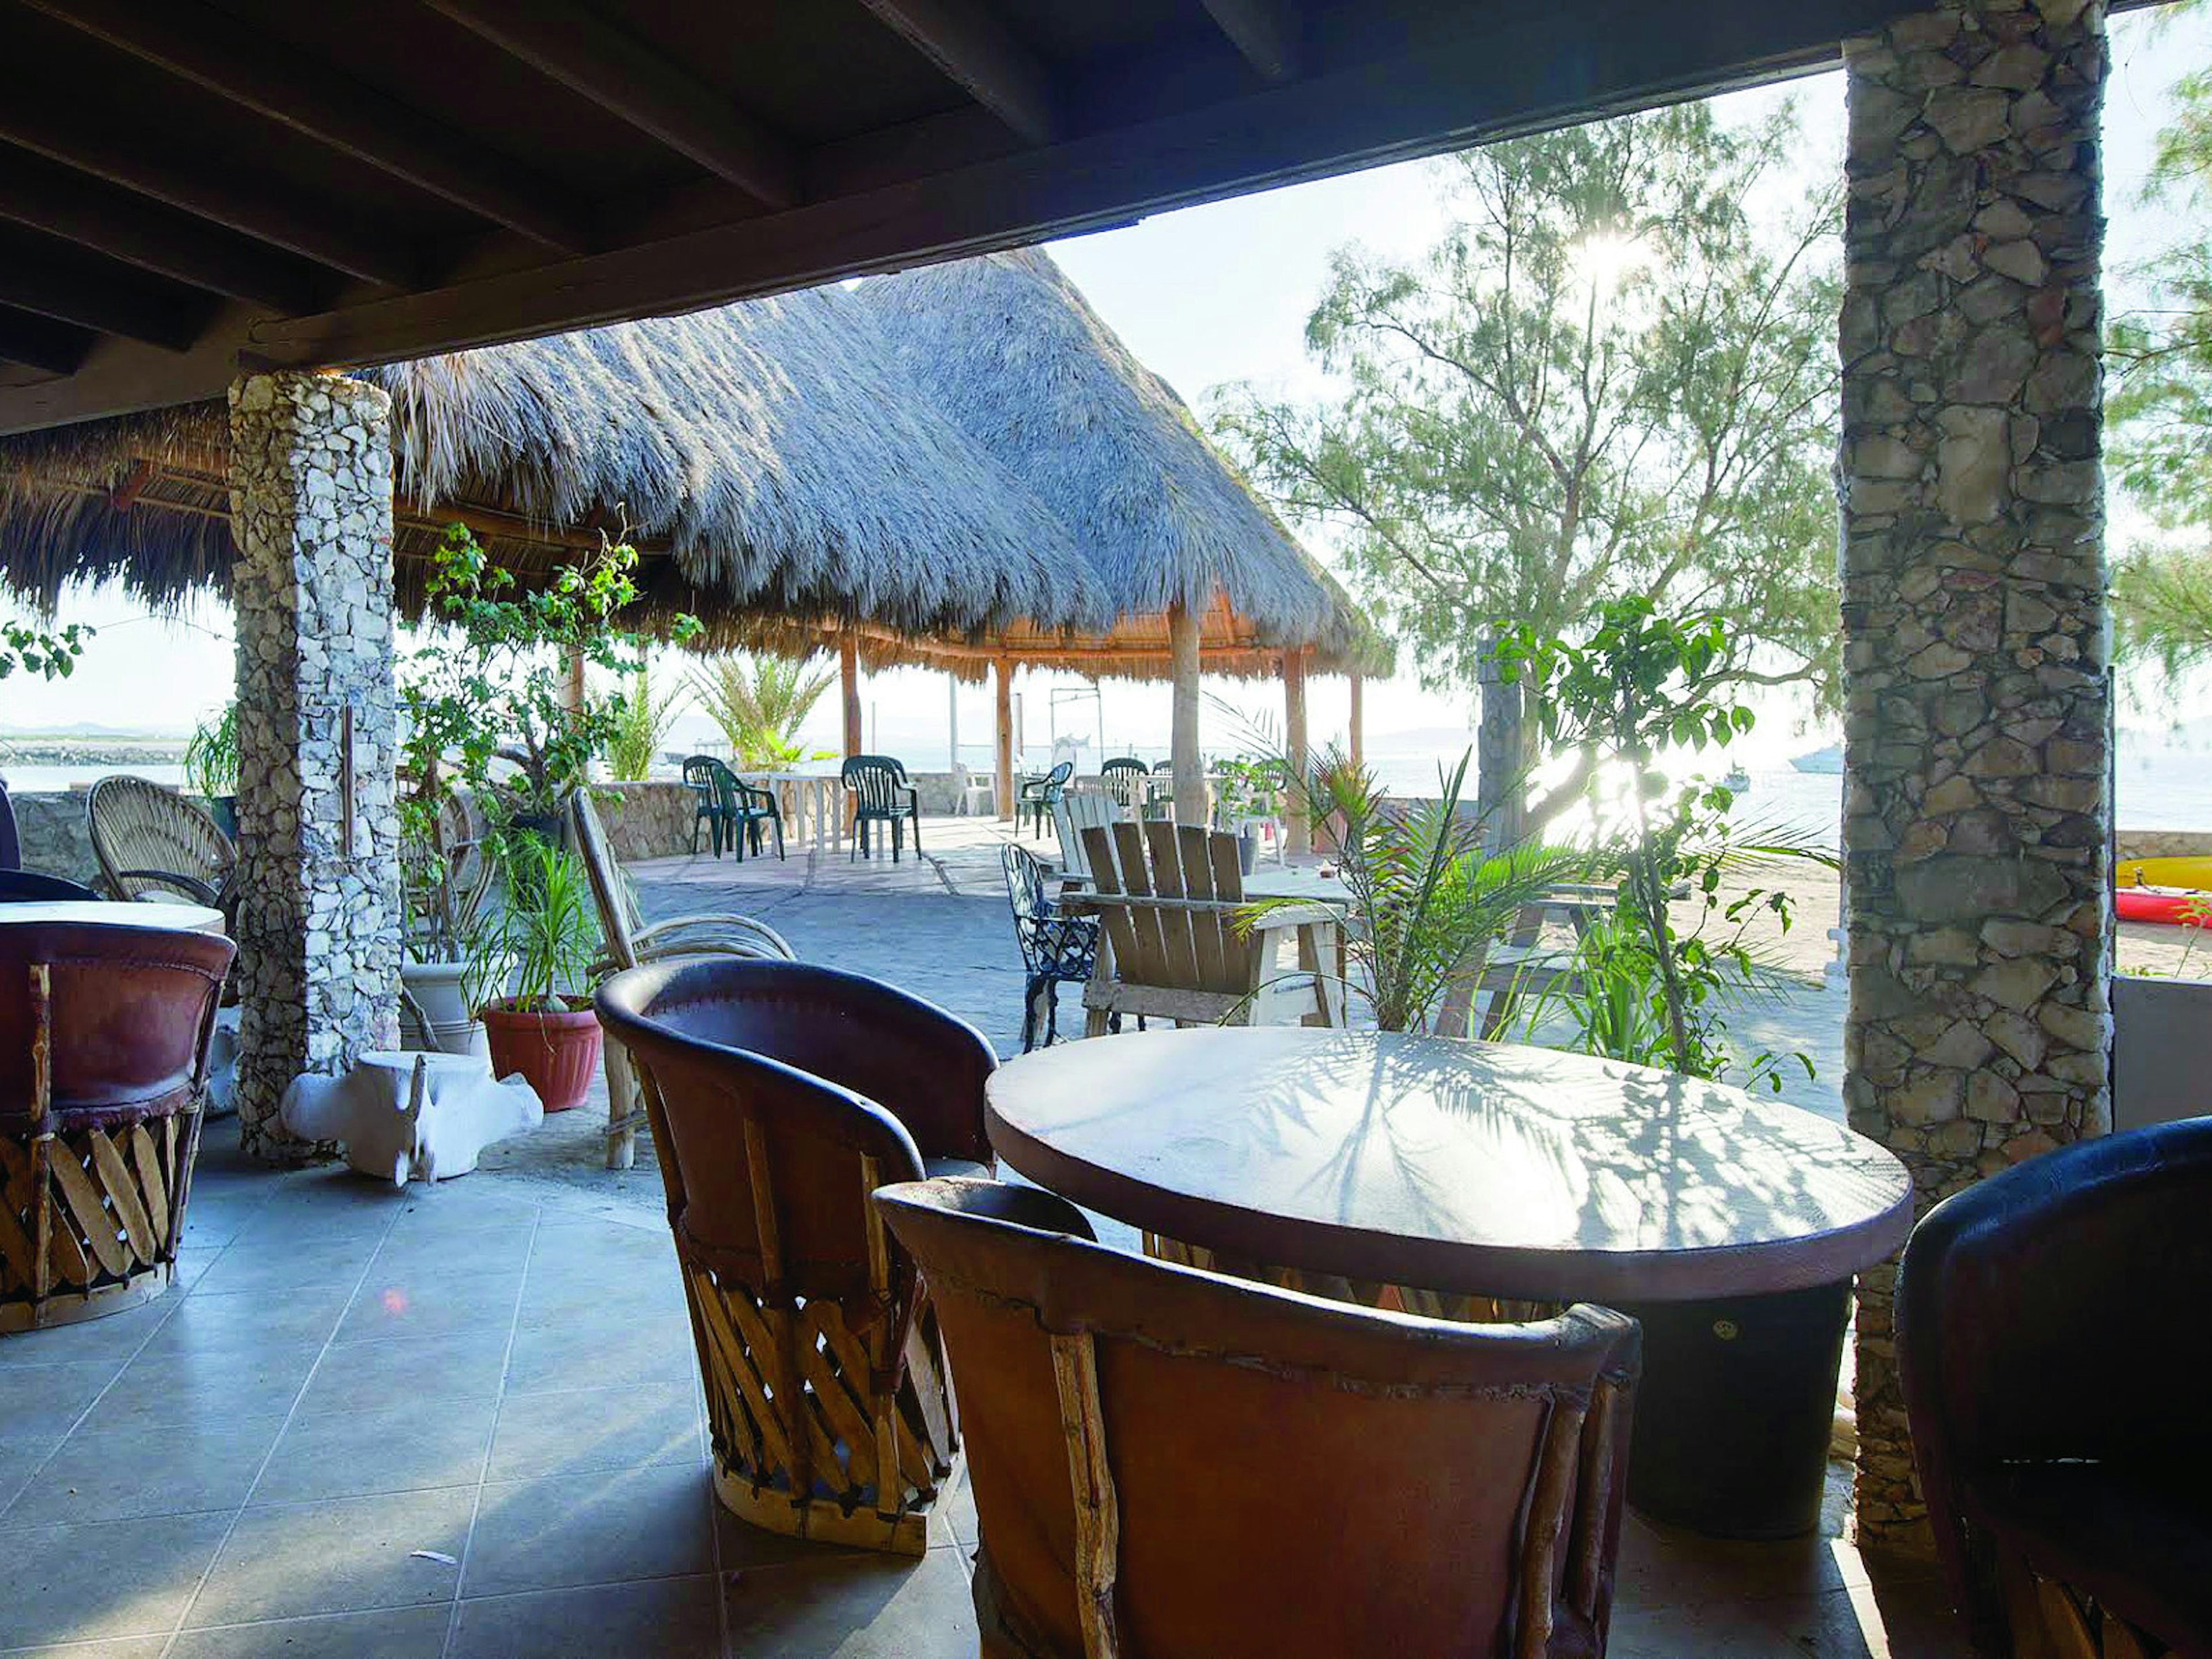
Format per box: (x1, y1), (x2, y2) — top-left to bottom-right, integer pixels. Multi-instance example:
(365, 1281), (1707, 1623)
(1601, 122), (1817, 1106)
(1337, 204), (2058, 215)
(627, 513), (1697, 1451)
(2114, 829), (2212, 863)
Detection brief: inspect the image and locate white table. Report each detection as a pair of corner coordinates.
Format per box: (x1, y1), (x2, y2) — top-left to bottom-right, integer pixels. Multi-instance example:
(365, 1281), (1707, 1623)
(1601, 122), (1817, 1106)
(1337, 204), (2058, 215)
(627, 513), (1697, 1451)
(746, 772), (843, 854)
(0, 900), (226, 933)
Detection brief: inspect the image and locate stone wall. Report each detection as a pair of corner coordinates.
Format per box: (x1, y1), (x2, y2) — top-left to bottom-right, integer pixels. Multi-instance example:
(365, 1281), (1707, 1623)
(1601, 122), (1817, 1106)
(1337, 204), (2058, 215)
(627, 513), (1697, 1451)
(11, 791), (97, 887)
(2114, 828), (2212, 863)
(228, 372), (403, 1163)
(592, 782), (701, 862)
(1839, 0), (2109, 1543)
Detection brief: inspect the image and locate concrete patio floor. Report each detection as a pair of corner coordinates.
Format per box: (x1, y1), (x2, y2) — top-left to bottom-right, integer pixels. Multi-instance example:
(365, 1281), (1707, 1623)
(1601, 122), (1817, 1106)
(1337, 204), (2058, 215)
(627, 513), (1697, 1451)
(0, 814), (1964, 1656)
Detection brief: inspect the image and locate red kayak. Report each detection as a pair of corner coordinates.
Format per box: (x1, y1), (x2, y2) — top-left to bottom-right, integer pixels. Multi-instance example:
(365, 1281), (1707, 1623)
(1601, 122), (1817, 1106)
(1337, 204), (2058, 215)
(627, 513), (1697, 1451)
(2116, 886), (2211, 926)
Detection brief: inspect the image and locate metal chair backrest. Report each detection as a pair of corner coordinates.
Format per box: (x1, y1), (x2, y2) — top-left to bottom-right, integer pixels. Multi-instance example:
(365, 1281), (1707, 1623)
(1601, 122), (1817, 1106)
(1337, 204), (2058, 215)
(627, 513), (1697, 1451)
(1002, 844), (1052, 975)
(1100, 757), (1148, 809)
(874, 1176), (1641, 1659)
(842, 755), (910, 815)
(1052, 791), (1122, 884)
(85, 775), (234, 907)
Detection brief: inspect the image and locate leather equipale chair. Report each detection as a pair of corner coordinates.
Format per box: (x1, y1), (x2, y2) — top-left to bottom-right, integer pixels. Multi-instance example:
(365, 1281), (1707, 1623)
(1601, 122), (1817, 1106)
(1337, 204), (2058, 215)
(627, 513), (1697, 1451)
(874, 1176), (1643, 1659)
(1899, 1118), (2212, 1659)
(0, 921), (236, 1334)
(593, 959), (997, 1555)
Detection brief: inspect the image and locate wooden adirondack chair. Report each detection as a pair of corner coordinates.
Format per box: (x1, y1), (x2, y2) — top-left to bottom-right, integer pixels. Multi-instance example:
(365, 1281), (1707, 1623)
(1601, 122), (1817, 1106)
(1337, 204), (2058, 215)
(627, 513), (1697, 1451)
(570, 791), (795, 1169)
(1050, 790), (1123, 885)
(1075, 821), (1342, 1034)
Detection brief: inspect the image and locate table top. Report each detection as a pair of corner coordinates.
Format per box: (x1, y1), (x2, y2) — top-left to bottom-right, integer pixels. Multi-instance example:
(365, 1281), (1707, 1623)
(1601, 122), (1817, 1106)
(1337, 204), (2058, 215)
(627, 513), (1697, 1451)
(985, 1027), (1913, 1303)
(0, 900), (226, 933)
(1240, 868), (1352, 904)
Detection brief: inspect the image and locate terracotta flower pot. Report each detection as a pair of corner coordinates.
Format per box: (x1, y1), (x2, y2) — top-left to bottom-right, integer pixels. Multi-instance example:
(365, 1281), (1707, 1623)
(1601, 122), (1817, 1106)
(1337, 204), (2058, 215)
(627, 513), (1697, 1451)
(480, 997), (602, 1113)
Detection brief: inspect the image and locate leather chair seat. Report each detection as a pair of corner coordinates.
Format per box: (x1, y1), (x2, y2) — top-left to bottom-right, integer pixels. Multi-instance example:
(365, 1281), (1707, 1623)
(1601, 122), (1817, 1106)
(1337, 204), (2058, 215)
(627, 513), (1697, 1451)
(1959, 1459), (2212, 1650)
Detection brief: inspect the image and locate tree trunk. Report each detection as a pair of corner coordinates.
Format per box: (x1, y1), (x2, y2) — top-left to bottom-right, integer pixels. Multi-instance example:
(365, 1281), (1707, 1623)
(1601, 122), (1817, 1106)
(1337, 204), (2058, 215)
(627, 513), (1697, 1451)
(1283, 650), (1310, 855)
(1169, 601), (1205, 824)
(839, 632), (862, 759)
(1474, 635), (1527, 851)
(994, 659), (1016, 820)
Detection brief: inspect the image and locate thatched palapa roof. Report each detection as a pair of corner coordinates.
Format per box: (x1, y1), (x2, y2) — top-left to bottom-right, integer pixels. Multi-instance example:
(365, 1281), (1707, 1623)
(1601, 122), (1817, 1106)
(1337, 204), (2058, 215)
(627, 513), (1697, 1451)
(0, 281), (1111, 649)
(854, 248), (1387, 680)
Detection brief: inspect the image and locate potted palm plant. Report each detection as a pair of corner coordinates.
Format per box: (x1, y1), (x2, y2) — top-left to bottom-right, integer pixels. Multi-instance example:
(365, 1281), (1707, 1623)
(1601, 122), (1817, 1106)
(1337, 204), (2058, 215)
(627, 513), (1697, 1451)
(469, 835), (603, 1112)
(183, 702), (240, 839)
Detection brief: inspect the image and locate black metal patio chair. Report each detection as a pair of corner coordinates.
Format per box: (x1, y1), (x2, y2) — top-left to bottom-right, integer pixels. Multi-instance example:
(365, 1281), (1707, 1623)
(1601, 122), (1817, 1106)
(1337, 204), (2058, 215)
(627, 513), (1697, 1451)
(1018, 759), (1073, 839)
(681, 755), (737, 856)
(1001, 843), (1100, 1050)
(842, 754), (921, 862)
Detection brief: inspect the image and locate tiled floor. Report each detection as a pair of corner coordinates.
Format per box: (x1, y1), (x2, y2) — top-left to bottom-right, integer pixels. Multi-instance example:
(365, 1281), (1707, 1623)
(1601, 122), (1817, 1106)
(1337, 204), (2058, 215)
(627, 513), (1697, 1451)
(2, 1120), (1964, 1658)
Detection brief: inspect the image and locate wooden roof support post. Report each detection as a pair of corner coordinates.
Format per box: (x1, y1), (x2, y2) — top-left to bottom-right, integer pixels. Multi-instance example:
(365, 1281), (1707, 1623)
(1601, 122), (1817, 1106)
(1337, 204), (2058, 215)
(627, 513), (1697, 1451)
(561, 643), (586, 716)
(1349, 669), (1364, 774)
(840, 630), (863, 759)
(1169, 599), (1204, 826)
(1283, 648), (1309, 856)
(994, 658), (1016, 821)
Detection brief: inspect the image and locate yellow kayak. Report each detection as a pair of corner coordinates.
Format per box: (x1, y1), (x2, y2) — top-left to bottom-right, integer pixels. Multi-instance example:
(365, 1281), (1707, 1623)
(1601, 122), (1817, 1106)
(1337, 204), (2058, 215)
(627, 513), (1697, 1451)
(2115, 855), (2212, 889)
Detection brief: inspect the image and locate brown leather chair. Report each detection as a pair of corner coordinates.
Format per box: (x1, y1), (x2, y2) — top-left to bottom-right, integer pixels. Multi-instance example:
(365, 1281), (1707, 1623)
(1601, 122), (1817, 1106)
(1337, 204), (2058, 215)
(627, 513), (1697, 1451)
(593, 958), (997, 1556)
(1899, 1118), (2212, 1659)
(875, 1176), (1642, 1659)
(0, 921), (235, 1334)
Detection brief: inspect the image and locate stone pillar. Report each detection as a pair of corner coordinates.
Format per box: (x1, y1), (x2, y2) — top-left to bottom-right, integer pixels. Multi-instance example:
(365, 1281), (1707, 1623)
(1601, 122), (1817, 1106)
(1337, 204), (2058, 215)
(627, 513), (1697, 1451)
(1283, 650), (1310, 855)
(1839, 0), (2109, 1546)
(1169, 601), (1205, 824)
(228, 372), (402, 1162)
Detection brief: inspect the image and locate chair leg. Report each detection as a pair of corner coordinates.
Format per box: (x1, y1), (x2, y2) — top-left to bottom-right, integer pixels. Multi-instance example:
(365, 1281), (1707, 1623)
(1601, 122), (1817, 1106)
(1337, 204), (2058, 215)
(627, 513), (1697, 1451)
(892, 818), (903, 863)
(1043, 980), (1060, 1046)
(1020, 976), (1040, 1053)
(773, 817), (785, 859)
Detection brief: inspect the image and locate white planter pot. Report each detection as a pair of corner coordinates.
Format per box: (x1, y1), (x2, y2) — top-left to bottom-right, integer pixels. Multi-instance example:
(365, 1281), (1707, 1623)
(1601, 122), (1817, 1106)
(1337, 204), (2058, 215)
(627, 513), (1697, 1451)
(2112, 972), (2212, 1132)
(400, 959), (490, 1059)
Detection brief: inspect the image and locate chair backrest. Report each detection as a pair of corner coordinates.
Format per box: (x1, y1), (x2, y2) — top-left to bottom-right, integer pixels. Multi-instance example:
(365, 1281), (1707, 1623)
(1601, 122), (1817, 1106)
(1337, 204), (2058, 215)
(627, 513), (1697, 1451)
(0, 778), (18, 871)
(1051, 793), (1122, 884)
(1002, 844), (1053, 974)
(680, 755), (721, 793)
(842, 755), (908, 815)
(1100, 758), (1147, 809)
(596, 959), (933, 1312)
(599, 956), (995, 1170)
(85, 775), (234, 903)
(1151, 758), (1175, 774)
(875, 1177), (1640, 1659)
(0, 869), (102, 903)
(0, 921), (236, 1131)
(1080, 820), (1255, 999)
(569, 790), (639, 969)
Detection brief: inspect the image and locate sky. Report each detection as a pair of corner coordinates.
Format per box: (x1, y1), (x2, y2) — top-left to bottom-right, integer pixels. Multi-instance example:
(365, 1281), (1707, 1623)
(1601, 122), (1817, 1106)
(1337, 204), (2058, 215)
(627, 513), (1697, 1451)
(5, 6), (2209, 767)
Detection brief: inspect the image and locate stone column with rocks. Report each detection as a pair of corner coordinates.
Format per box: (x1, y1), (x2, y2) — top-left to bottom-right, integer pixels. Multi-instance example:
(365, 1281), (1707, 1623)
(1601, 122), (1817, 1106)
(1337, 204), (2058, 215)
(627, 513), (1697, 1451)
(227, 371), (403, 1162)
(1839, 0), (2109, 1545)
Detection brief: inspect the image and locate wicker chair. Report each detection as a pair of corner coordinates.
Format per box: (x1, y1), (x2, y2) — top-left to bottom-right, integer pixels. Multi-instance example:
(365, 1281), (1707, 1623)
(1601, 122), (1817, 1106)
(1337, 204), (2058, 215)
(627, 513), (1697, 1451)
(593, 959), (997, 1556)
(874, 1176), (1642, 1658)
(1, 920), (236, 1333)
(1899, 1118), (2212, 1659)
(86, 775), (236, 923)
(570, 790), (793, 1170)
(1002, 844), (1099, 1050)
(842, 754), (920, 862)
(1019, 760), (1074, 840)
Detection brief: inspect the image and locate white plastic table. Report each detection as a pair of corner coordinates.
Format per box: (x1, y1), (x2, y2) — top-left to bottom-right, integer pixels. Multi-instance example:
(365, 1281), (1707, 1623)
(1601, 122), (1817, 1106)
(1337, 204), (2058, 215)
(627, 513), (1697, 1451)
(747, 772), (843, 854)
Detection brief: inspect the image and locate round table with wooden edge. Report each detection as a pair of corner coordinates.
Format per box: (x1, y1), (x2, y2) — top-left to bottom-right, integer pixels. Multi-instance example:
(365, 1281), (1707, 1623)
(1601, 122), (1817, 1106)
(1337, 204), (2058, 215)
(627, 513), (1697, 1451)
(0, 902), (227, 934)
(984, 1025), (1914, 1540)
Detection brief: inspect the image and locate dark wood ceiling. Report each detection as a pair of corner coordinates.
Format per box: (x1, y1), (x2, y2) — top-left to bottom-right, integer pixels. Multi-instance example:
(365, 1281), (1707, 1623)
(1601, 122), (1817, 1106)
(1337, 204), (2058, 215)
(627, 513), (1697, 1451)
(0, 0), (1937, 434)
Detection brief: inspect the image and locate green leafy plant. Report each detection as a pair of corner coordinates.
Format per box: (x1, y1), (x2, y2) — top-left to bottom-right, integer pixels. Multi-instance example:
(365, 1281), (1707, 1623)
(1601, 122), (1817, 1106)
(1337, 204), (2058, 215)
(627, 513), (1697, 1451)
(1242, 725), (1595, 1033)
(690, 652), (835, 767)
(467, 836), (600, 1015)
(1497, 597), (1832, 1089)
(0, 618), (92, 681)
(603, 662), (687, 782)
(182, 702), (240, 798)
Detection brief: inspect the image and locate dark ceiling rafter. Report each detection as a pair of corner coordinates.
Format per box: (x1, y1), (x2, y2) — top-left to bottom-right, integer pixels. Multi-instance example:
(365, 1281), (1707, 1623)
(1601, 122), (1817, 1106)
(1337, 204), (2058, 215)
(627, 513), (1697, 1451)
(1201, 0), (1303, 83)
(419, 0), (800, 211)
(0, 95), (417, 289)
(856, 0), (1060, 146)
(22, 0), (596, 255)
(0, 305), (96, 377)
(0, 229), (214, 351)
(0, 151), (331, 314)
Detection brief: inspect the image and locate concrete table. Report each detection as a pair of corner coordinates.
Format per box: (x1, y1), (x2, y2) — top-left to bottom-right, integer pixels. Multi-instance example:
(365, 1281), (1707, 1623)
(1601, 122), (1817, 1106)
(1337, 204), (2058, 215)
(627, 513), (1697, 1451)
(986, 1026), (1913, 1538)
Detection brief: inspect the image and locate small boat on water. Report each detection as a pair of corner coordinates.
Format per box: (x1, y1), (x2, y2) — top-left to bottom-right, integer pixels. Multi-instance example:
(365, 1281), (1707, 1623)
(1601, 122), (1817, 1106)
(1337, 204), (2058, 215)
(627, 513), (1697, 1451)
(2115, 856), (2212, 926)
(1721, 766), (1751, 793)
(1790, 745), (1843, 775)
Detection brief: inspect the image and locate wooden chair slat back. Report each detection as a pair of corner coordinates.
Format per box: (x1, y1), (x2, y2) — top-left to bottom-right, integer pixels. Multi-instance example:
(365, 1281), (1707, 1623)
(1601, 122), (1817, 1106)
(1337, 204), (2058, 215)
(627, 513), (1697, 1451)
(1141, 819), (1201, 993)
(1177, 824), (1232, 991)
(1108, 821), (1172, 987)
(1078, 825), (1142, 992)
(571, 791), (639, 971)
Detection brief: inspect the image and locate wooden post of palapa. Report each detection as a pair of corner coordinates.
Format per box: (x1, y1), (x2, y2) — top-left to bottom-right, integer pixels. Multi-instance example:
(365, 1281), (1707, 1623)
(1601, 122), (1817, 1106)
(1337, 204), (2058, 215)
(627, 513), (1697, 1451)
(1168, 600), (1203, 824)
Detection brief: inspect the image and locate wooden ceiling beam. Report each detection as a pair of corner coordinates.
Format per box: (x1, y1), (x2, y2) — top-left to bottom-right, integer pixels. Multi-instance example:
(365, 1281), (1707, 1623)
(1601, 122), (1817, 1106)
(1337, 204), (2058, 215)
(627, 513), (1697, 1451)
(421, 0), (798, 210)
(1200, 0), (1302, 83)
(0, 305), (95, 377)
(24, 0), (596, 255)
(0, 230), (213, 351)
(0, 99), (417, 289)
(856, 0), (1059, 145)
(0, 151), (331, 313)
